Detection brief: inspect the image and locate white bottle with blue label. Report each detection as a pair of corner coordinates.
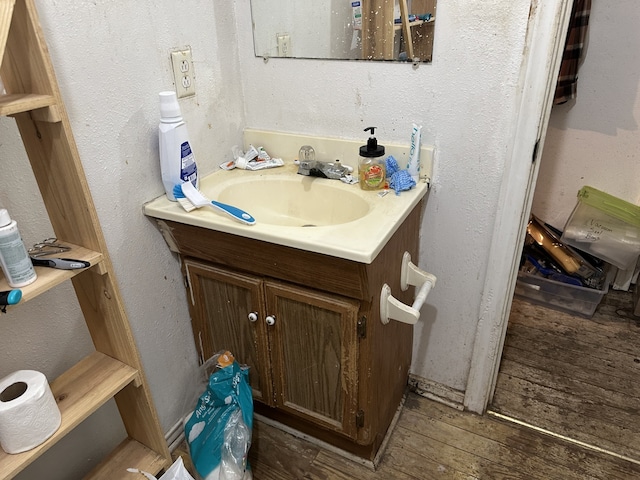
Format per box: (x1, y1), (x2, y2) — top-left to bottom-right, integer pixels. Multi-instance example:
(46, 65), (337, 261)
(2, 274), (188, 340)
(158, 91), (199, 201)
(0, 209), (37, 288)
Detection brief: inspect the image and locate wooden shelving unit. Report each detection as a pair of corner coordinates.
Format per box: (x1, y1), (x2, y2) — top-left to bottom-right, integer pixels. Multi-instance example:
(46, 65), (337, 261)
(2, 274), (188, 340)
(0, 0), (172, 478)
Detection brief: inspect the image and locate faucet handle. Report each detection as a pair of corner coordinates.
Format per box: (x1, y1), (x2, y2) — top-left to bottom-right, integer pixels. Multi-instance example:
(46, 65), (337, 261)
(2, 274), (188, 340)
(299, 145), (315, 161)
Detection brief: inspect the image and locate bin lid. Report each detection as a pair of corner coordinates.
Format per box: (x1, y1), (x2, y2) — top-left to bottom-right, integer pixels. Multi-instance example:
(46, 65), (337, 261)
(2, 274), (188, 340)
(577, 186), (640, 228)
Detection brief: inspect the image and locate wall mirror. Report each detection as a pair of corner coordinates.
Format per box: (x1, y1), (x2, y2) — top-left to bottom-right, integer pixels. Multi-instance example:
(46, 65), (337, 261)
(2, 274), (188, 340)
(250, 0), (437, 63)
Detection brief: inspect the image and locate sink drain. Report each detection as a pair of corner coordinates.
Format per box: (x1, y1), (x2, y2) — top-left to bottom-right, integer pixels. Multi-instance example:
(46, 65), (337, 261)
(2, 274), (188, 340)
(302, 224), (317, 227)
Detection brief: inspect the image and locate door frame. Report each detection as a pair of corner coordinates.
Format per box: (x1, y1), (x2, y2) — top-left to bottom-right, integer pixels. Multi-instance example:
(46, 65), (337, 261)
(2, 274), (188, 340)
(464, 0), (574, 413)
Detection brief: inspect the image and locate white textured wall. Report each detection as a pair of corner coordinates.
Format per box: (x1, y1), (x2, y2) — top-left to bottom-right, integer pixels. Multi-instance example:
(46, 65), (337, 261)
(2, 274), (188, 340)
(234, 0), (531, 392)
(0, 1), (244, 478)
(533, 0), (640, 228)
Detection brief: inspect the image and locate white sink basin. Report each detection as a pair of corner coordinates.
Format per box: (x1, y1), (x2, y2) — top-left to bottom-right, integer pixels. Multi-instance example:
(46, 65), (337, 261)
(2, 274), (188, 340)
(217, 176), (370, 227)
(144, 163), (428, 263)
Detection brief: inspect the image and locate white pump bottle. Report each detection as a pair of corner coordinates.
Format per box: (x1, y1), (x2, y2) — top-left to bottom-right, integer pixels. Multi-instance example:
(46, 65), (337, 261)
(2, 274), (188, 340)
(158, 91), (199, 201)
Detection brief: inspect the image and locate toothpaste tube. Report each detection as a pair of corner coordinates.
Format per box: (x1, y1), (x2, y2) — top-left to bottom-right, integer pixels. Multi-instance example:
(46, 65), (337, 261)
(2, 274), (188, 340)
(238, 156), (284, 170)
(407, 123), (422, 182)
(235, 145), (284, 170)
(244, 145), (259, 162)
(219, 160), (236, 170)
(223, 145), (266, 170)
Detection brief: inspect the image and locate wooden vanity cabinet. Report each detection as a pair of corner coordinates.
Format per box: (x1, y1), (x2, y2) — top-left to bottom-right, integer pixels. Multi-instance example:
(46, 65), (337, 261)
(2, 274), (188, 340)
(155, 202), (422, 461)
(183, 260), (360, 439)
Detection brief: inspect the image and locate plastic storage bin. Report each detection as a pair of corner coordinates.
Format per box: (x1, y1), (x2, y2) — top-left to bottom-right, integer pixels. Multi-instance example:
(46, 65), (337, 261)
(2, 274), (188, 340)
(561, 186), (640, 270)
(514, 270), (611, 318)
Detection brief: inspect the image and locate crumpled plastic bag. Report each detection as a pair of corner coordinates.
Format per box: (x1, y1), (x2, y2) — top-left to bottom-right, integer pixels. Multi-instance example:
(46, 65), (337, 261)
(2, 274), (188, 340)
(184, 351), (253, 480)
(127, 456), (194, 480)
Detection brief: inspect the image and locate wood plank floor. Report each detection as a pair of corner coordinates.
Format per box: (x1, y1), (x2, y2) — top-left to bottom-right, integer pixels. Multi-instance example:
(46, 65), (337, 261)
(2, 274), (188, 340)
(243, 391), (640, 479)
(174, 291), (640, 479)
(490, 289), (640, 465)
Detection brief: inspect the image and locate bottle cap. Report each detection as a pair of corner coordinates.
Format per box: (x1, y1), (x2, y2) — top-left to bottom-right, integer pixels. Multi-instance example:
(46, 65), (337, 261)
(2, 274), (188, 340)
(7, 289), (22, 305)
(359, 126), (385, 158)
(0, 209), (11, 228)
(217, 351), (235, 368)
(159, 91), (182, 120)
(235, 157), (248, 169)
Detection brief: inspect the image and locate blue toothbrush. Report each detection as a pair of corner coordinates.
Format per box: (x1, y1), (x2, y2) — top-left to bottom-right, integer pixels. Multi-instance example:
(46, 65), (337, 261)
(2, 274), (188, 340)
(173, 183), (256, 226)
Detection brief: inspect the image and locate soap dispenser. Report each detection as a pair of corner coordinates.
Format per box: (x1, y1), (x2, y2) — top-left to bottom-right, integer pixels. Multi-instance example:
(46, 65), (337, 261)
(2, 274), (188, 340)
(358, 127), (386, 190)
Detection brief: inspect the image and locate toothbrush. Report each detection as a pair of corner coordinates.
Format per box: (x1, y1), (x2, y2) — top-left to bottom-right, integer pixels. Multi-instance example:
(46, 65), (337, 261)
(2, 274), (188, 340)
(173, 182), (256, 226)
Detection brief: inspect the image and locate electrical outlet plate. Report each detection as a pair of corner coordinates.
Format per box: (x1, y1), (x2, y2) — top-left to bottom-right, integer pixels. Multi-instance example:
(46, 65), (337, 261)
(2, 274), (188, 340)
(277, 34), (291, 57)
(170, 47), (195, 98)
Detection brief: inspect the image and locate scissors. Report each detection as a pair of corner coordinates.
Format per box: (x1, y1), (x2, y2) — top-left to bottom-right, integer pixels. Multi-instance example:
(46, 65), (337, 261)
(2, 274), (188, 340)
(28, 238), (72, 258)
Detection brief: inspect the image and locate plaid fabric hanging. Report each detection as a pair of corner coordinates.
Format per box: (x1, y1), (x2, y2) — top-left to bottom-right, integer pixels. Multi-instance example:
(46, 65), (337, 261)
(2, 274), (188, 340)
(554, 0), (591, 105)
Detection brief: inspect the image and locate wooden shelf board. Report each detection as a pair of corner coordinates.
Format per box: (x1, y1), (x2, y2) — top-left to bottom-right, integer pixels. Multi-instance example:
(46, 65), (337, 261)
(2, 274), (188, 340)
(0, 93), (56, 116)
(84, 438), (168, 480)
(0, 351), (138, 478)
(0, 241), (104, 303)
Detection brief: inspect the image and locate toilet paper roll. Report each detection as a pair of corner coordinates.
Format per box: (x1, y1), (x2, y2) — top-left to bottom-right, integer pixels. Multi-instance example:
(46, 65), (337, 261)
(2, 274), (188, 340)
(0, 370), (61, 454)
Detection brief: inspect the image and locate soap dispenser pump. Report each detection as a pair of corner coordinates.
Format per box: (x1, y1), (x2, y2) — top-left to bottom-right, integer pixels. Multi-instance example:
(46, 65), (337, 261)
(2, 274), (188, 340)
(358, 127), (386, 190)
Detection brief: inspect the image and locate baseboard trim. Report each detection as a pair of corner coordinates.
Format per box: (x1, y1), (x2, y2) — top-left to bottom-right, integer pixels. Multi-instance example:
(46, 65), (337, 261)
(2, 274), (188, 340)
(408, 374), (465, 411)
(165, 417), (186, 453)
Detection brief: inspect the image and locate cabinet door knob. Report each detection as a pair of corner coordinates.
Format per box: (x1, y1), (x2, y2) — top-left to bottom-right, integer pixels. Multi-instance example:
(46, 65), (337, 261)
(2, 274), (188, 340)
(265, 315), (276, 326)
(248, 312), (258, 322)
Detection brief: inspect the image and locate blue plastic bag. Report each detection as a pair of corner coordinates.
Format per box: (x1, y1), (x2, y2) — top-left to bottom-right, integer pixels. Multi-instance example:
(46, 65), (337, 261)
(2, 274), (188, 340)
(184, 352), (253, 479)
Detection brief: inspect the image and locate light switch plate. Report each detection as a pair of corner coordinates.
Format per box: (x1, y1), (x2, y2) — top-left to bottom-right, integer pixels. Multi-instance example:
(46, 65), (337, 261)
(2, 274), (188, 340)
(277, 34), (291, 57)
(170, 47), (196, 98)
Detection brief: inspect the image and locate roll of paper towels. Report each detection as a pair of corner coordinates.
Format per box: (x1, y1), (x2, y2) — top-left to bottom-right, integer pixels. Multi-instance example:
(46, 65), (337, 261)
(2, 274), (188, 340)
(0, 370), (61, 454)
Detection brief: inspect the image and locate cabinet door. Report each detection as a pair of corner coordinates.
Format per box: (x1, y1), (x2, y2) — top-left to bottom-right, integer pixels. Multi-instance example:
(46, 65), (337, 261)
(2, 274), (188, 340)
(184, 259), (272, 404)
(265, 280), (360, 438)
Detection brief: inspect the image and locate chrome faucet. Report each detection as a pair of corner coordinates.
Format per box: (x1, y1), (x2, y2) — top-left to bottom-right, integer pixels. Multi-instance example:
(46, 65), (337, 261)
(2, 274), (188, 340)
(297, 145), (351, 180)
(297, 160), (350, 180)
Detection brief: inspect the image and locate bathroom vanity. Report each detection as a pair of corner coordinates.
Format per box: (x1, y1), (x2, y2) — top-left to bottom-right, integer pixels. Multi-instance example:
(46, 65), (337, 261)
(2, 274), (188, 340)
(144, 132), (434, 463)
